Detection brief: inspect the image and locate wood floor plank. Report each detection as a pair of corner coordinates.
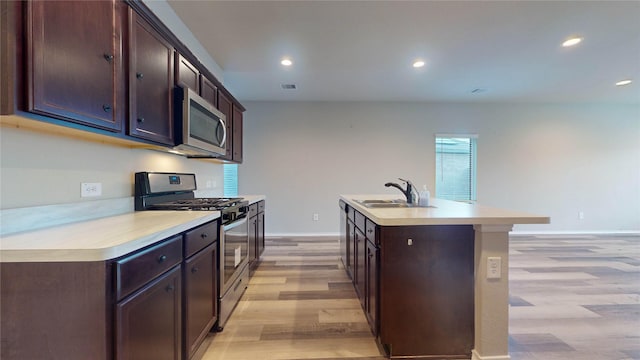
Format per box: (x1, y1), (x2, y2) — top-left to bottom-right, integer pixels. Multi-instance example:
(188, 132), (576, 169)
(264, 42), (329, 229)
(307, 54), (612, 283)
(199, 235), (640, 360)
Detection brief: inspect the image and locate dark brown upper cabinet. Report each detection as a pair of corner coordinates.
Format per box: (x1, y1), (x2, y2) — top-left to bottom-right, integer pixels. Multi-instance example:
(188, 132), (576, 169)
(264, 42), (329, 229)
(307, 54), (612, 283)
(200, 76), (218, 108)
(128, 9), (175, 146)
(232, 104), (244, 163)
(217, 90), (233, 160)
(26, 0), (125, 132)
(175, 53), (199, 94)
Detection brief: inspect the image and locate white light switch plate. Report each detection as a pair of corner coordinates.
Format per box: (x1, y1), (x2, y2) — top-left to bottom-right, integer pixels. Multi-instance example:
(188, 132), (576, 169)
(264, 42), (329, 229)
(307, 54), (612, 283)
(487, 257), (501, 279)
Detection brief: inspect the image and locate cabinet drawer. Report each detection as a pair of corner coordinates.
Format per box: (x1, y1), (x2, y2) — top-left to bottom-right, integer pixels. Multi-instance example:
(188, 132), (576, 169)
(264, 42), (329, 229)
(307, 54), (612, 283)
(115, 235), (183, 300)
(355, 211), (366, 232)
(258, 200), (265, 213)
(248, 203), (258, 218)
(365, 218), (377, 244)
(184, 220), (218, 258)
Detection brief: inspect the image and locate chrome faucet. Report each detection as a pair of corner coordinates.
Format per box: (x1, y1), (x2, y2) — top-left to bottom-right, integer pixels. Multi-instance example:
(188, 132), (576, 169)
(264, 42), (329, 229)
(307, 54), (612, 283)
(384, 178), (419, 204)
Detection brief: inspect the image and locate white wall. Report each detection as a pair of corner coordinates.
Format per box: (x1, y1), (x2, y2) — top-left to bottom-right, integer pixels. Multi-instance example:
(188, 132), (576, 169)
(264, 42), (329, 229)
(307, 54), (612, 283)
(238, 101), (640, 235)
(0, 123), (224, 209)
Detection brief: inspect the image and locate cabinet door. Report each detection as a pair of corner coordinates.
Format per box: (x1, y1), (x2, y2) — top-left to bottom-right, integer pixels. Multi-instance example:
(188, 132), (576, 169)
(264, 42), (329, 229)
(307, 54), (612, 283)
(175, 53), (199, 93)
(128, 9), (174, 145)
(116, 265), (182, 360)
(216, 91), (233, 160)
(365, 240), (378, 335)
(257, 211), (265, 257)
(27, 0), (124, 131)
(232, 104), (243, 163)
(354, 227), (366, 307)
(184, 243), (217, 359)
(248, 215), (257, 266)
(348, 219), (356, 280)
(200, 77), (218, 108)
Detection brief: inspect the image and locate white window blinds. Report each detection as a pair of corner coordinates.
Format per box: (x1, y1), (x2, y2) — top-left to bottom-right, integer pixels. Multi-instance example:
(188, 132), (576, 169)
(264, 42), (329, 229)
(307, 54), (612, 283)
(435, 135), (477, 202)
(223, 164), (238, 197)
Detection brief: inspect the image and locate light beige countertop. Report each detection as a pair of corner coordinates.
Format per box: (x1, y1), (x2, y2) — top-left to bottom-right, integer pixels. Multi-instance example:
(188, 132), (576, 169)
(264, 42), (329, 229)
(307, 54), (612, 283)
(341, 195), (549, 226)
(240, 195), (266, 205)
(0, 211), (219, 263)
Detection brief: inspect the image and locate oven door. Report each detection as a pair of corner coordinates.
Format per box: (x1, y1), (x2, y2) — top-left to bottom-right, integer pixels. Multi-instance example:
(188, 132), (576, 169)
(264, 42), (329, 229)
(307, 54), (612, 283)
(220, 216), (249, 294)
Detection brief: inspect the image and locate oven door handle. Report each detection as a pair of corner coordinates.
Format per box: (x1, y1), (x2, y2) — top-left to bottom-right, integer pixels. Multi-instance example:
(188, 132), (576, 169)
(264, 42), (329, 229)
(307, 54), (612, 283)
(223, 216), (248, 231)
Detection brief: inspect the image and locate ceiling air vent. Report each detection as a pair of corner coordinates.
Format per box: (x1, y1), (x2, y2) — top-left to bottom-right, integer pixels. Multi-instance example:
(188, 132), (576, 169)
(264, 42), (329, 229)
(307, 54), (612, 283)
(281, 84), (297, 90)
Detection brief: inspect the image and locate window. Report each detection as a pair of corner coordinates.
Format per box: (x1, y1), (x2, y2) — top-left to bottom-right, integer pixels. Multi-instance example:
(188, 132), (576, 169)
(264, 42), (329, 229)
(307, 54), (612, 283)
(223, 164), (238, 197)
(435, 135), (477, 202)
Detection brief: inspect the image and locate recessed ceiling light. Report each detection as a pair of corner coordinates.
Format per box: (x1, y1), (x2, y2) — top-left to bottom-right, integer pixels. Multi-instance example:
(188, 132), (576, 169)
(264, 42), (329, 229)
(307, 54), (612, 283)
(615, 79), (632, 86)
(562, 36), (583, 47)
(281, 58), (293, 66)
(413, 60), (425, 68)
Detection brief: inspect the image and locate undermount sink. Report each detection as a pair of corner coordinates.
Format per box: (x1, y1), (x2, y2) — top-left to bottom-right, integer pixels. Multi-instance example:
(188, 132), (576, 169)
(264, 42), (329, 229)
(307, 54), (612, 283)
(354, 199), (435, 209)
(356, 199), (404, 204)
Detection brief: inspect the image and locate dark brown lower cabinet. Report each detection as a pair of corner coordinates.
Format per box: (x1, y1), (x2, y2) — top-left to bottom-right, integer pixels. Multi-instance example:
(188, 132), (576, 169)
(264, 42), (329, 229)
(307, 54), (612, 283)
(0, 221), (220, 360)
(341, 205), (475, 359)
(378, 225), (474, 358)
(257, 211), (265, 257)
(116, 265), (182, 360)
(365, 239), (378, 335)
(248, 200), (266, 275)
(0, 261), (111, 360)
(354, 227), (366, 308)
(184, 242), (217, 359)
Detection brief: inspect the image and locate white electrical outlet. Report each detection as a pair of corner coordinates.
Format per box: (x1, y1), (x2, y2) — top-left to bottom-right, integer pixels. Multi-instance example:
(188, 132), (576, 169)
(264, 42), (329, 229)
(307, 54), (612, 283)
(313, 213), (319, 221)
(81, 182), (102, 197)
(487, 257), (501, 279)
(579, 211), (584, 220)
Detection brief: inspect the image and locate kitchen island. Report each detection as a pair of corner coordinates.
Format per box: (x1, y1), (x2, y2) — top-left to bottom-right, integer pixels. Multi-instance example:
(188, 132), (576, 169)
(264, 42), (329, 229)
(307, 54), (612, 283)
(340, 195), (549, 360)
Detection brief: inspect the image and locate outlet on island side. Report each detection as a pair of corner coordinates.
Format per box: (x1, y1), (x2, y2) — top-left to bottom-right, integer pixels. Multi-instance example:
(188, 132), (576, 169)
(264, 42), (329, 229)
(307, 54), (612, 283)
(487, 257), (501, 279)
(313, 213), (319, 221)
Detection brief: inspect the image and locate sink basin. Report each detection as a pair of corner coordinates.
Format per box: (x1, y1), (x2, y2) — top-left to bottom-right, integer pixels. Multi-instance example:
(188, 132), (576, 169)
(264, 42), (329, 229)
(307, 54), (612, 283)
(356, 199), (404, 204)
(354, 199), (436, 209)
(363, 202), (413, 208)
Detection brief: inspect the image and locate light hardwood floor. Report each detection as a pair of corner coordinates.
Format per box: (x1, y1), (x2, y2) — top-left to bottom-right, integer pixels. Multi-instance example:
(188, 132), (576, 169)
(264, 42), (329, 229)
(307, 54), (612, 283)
(198, 234), (640, 360)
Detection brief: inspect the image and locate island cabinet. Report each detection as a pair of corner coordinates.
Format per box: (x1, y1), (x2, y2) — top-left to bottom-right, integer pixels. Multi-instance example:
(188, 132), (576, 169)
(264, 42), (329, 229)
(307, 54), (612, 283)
(345, 208), (475, 358)
(25, 0), (126, 132)
(352, 211), (379, 334)
(128, 8), (175, 145)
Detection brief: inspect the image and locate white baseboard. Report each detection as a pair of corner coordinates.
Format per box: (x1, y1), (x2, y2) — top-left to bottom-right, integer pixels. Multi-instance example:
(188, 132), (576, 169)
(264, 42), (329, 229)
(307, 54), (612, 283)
(511, 230), (639, 236)
(471, 349), (510, 360)
(266, 233), (340, 238)
(265, 231), (639, 239)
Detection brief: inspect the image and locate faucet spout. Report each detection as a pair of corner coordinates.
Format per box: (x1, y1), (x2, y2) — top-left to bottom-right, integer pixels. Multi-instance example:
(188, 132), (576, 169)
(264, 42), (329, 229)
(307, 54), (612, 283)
(385, 178), (418, 204)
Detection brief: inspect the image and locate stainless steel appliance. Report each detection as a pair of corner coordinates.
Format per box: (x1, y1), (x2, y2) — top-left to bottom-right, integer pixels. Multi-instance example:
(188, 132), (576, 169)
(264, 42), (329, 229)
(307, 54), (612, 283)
(173, 86), (227, 157)
(134, 172), (249, 330)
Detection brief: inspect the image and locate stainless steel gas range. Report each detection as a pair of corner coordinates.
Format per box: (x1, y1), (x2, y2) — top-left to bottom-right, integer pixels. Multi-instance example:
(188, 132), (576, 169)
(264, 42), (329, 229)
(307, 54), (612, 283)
(134, 171), (249, 330)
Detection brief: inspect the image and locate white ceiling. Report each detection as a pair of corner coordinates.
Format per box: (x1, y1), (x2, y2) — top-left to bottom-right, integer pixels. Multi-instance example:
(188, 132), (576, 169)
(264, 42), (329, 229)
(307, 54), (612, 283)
(167, 0), (640, 103)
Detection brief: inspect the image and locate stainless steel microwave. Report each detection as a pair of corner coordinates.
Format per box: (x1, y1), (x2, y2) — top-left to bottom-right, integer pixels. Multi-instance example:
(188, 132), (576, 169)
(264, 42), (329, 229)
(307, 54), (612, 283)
(173, 86), (227, 157)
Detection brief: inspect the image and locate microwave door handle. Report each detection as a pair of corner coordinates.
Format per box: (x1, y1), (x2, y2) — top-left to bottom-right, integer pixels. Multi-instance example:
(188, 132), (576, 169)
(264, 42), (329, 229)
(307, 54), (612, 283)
(219, 117), (227, 147)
